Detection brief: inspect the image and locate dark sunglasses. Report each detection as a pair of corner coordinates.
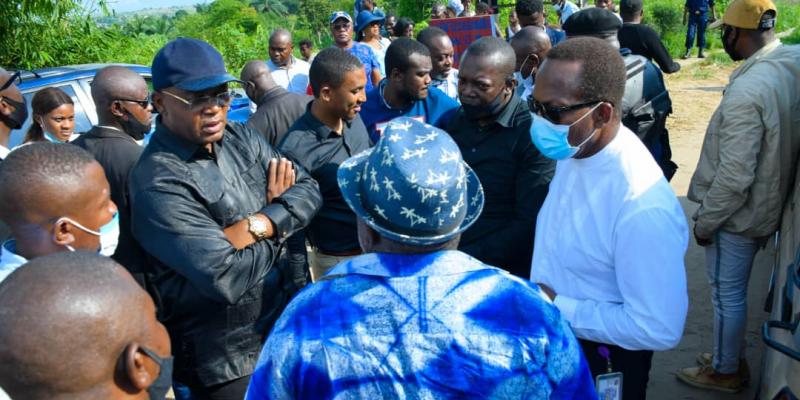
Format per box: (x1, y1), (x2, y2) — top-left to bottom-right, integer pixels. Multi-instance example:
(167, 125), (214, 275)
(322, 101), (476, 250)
(528, 98), (602, 123)
(161, 90), (233, 111)
(0, 71), (22, 92)
(332, 22), (352, 31)
(115, 95), (151, 108)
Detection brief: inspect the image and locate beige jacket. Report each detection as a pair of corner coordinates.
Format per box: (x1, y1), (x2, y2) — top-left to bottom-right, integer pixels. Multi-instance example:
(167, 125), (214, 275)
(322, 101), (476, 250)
(688, 40), (800, 239)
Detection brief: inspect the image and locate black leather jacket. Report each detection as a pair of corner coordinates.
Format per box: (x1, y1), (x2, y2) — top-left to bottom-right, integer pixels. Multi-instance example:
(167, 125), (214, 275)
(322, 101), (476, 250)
(129, 120), (322, 387)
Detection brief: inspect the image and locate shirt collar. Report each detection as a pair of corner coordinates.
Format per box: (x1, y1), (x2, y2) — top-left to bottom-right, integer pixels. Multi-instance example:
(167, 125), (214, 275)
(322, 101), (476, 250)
(730, 39), (782, 83)
(493, 94), (522, 128)
(0, 239), (27, 276)
(151, 117), (221, 162)
(88, 125), (138, 142)
(257, 86), (288, 106)
(299, 103), (354, 140)
(328, 250), (494, 278)
(268, 56), (295, 70)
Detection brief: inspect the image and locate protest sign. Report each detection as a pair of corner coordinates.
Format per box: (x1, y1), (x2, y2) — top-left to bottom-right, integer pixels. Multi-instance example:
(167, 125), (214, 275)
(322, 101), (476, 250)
(429, 15), (496, 68)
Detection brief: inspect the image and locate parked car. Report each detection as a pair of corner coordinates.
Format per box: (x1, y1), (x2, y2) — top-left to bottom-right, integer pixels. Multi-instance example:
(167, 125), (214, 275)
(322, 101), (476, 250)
(760, 163), (800, 399)
(7, 63), (251, 148)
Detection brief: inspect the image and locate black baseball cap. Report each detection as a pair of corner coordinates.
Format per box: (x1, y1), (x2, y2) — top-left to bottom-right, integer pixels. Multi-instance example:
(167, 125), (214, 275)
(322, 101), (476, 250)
(151, 38), (242, 92)
(563, 8), (623, 37)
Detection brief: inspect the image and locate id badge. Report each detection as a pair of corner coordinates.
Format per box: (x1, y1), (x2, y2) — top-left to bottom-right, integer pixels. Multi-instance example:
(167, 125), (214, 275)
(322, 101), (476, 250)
(595, 372), (623, 400)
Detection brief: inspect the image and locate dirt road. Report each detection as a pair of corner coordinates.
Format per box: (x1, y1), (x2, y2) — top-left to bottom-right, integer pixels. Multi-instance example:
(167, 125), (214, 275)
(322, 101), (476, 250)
(648, 61), (775, 399)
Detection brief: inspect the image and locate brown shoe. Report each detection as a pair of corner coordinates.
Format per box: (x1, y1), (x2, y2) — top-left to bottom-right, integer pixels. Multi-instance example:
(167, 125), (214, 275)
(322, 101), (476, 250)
(695, 352), (750, 384)
(676, 365), (745, 393)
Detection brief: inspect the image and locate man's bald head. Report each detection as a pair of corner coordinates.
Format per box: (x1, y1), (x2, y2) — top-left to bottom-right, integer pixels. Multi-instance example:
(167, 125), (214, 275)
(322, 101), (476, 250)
(461, 36), (516, 76)
(270, 28), (292, 44)
(240, 60), (279, 102)
(510, 26), (552, 73)
(91, 66), (147, 111)
(0, 252), (168, 399)
(0, 142), (97, 226)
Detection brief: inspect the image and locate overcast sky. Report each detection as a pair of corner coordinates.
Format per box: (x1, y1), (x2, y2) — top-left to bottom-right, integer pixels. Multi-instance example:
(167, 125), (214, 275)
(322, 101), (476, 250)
(105, 0), (209, 13)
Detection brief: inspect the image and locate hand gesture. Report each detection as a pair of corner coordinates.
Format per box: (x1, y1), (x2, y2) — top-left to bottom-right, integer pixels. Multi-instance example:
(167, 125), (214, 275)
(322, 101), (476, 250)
(267, 158), (295, 204)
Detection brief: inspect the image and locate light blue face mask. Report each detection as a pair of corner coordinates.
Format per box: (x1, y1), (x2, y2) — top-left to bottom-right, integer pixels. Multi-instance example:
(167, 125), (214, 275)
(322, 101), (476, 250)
(58, 213), (120, 256)
(530, 103), (601, 160)
(44, 132), (69, 143)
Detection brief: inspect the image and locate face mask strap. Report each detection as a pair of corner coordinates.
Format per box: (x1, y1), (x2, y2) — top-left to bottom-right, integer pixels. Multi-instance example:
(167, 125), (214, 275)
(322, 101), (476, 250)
(55, 216), (101, 237)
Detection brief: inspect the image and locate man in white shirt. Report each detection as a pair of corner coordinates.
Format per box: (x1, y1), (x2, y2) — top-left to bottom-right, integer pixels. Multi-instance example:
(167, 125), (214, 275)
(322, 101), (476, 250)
(552, 0), (580, 25)
(417, 27), (459, 103)
(0, 143), (119, 282)
(529, 37), (688, 400)
(266, 29), (311, 94)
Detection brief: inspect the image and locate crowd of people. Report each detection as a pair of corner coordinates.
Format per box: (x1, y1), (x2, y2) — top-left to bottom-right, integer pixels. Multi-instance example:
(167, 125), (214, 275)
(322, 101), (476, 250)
(0, 0), (798, 398)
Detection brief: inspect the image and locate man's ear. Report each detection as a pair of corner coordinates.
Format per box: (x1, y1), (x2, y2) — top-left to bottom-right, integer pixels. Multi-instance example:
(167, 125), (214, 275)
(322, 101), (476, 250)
(389, 68), (403, 83)
(110, 101), (125, 118)
(319, 85), (333, 103)
(52, 219), (76, 247)
(122, 343), (155, 391)
(593, 102), (614, 126)
(0, 97), (12, 118)
(151, 92), (166, 116)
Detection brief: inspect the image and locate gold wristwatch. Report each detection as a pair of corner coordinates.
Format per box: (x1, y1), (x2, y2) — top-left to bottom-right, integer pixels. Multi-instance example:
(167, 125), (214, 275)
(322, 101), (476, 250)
(247, 214), (269, 240)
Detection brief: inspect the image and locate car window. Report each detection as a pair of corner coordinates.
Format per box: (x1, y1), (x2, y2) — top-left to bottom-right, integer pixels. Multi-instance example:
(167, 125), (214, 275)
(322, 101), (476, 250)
(7, 84), (93, 148)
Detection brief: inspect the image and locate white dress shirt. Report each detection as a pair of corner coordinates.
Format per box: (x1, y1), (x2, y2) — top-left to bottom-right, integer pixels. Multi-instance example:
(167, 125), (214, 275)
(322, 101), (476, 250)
(431, 68), (459, 103)
(530, 126), (689, 351)
(266, 57), (311, 94)
(0, 144), (9, 160)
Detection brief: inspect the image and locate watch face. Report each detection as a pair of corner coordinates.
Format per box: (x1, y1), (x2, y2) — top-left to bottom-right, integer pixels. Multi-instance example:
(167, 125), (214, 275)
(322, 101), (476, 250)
(250, 216), (267, 236)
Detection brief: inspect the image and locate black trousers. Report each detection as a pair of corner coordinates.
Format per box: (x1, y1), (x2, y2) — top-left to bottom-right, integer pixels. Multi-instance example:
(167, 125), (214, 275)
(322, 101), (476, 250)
(579, 339), (654, 400)
(189, 375), (252, 400)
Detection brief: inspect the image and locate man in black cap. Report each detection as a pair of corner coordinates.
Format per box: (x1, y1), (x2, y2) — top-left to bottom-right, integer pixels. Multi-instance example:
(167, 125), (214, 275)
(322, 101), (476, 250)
(563, 7), (678, 181)
(618, 0), (681, 73)
(72, 66), (152, 287)
(447, 37), (554, 279)
(129, 38), (322, 399)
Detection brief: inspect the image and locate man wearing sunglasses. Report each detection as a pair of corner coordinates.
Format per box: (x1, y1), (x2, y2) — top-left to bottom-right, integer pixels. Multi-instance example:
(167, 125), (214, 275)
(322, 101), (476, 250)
(529, 37), (688, 400)
(680, 0), (800, 391)
(129, 38), (322, 399)
(72, 66), (152, 288)
(0, 68), (26, 163)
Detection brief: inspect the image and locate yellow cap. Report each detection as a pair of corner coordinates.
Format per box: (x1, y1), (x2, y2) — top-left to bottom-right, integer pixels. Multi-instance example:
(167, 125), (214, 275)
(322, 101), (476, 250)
(709, 0), (777, 29)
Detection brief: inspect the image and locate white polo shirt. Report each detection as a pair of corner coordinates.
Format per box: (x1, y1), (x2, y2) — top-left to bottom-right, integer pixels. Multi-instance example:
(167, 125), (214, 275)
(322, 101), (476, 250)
(266, 57), (311, 94)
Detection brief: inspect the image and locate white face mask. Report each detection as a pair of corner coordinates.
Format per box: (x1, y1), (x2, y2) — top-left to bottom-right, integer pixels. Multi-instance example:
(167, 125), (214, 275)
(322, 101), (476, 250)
(57, 213), (119, 256)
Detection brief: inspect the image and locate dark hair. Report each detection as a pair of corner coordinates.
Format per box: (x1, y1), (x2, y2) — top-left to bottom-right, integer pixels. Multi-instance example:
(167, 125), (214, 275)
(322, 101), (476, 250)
(416, 26), (449, 48)
(462, 36), (516, 76)
(515, 0), (544, 17)
(299, 39), (313, 48)
(393, 17), (414, 37)
(0, 142), (96, 224)
(476, 2), (492, 14)
(309, 47), (364, 97)
(385, 37), (431, 77)
(545, 37), (626, 113)
(23, 87), (73, 144)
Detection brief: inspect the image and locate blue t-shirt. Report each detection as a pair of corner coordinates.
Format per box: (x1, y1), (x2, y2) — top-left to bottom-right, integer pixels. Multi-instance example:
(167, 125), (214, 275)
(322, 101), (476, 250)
(360, 80), (460, 143)
(685, 0), (713, 12)
(347, 42), (382, 93)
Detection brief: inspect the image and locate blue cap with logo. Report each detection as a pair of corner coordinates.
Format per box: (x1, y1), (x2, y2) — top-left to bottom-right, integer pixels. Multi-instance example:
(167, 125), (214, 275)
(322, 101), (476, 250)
(151, 37), (241, 92)
(337, 117), (484, 245)
(330, 11), (353, 24)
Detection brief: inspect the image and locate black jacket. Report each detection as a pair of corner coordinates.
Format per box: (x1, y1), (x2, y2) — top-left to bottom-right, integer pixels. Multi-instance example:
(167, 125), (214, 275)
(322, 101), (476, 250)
(72, 126), (148, 285)
(246, 87), (312, 147)
(129, 120), (322, 387)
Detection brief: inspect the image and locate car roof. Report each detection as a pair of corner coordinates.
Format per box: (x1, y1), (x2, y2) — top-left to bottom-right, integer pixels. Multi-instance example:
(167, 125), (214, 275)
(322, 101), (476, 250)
(13, 63), (151, 89)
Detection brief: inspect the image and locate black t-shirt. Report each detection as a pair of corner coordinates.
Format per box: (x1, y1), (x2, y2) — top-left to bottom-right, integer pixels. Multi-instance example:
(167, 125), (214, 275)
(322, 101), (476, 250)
(618, 23), (681, 74)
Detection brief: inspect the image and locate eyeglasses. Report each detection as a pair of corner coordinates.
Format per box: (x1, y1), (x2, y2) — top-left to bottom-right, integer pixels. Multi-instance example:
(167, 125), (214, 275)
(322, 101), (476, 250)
(332, 22), (352, 31)
(0, 71), (22, 92)
(528, 98), (602, 123)
(161, 90), (232, 111)
(115, 96), (151, 108)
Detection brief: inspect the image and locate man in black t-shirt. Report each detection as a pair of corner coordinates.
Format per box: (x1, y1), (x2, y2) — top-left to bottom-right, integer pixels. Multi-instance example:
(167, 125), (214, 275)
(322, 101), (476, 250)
(618, 0), (681, 73)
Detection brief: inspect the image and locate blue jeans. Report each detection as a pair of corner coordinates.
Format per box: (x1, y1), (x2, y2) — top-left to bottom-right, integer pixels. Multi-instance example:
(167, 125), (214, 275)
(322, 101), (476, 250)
(685, 12), (708, 50)
(705, 230), (758, 373)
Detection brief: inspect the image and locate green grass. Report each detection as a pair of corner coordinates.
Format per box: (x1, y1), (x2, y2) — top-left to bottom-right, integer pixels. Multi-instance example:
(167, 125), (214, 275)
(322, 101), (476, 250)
(642, 0), (799, 62)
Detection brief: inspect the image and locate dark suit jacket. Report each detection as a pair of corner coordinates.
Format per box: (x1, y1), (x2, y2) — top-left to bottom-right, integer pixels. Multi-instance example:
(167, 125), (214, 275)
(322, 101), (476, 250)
(246, 87), (312, 147)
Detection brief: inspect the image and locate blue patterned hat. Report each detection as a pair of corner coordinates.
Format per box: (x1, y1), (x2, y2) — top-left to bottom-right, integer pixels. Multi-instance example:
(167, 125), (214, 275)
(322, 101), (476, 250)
(338, 117), (484, 245)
